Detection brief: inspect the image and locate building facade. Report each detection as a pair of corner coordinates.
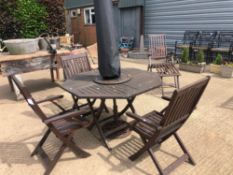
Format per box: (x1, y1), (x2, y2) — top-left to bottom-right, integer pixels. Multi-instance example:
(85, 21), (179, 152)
(65, 0), (233, 49)
(64, 0), (144, 46)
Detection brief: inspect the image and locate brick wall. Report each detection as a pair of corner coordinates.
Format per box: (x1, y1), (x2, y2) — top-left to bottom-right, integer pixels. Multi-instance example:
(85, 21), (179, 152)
(71, 8), (96, 46)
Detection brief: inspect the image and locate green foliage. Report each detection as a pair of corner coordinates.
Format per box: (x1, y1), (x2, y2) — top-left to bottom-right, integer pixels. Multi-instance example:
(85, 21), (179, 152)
(0, 0), (20, 39)
(181, 48), (189, 63)
(40, 0), (66, 35)
(196, 50), (205, 63)
(13, 0), (48, 38)
(213, 53), (223, 65)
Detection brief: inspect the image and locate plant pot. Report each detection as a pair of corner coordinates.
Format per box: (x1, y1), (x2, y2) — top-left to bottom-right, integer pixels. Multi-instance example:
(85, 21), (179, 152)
(179, 63), (205, 73)
(210, 64), (221, 74)
(220, 65), (233, 78)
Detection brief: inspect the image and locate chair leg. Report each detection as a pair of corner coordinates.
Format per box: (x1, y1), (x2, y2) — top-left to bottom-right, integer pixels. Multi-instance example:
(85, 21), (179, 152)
(174, 133), (196, 165)
(147, 148), (165, 175)
(147, 64), (150, 72)
(104, 103), (109, 113)
(129, 145), (148, 161)
(44, 144), (66, 175)
(56, 134), (90, 158)
(176, 76), (180, 89)
(161, 77), (165, 97)
(31, 129), (51, 157)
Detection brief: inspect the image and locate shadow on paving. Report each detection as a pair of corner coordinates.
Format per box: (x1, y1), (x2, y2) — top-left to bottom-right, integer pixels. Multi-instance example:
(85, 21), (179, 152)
(0, 129), (92, 167)
(23, 78), (58, 93)
(220, 96), (233, 110)
(0, 78), (59, 102)
(97, 135), (182, 175)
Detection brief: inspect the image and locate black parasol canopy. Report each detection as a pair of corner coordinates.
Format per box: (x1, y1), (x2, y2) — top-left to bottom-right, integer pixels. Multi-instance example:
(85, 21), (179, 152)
(93, 0), (121, 79)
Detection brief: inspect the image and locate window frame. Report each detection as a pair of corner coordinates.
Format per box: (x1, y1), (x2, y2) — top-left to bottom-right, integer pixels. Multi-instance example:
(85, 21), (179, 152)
(84, 7), (95, 25)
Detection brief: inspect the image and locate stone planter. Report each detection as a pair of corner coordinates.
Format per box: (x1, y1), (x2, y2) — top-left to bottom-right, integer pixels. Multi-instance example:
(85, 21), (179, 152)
(220, 65), (233, 78)
(210, 64), (221, 74)
(179, 63), (206, 73)
(4, 39), (39, 55)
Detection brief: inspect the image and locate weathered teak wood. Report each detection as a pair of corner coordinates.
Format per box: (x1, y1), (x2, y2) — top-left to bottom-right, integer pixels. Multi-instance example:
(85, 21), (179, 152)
(0, 50), (70, 63)
(149, 63), (181, 100)
(61, 53), (92, 80)
(59, 68), (162, 150)
(147, 35), (181, 99)
(148, 34), (167, 61)
(126, 76), (210, 175)
(0, 50), (70, 80)
(60, 52), (98, 110)
(60, 69), (161, 99)
(10, 75), (91, 175)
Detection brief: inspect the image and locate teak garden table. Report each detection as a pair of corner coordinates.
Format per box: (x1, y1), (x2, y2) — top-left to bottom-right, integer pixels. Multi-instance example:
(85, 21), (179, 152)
(59, 68), (161, 150)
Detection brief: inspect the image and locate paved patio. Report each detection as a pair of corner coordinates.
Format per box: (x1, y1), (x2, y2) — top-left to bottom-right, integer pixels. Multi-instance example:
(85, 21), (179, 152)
(0, 59), (233, 175)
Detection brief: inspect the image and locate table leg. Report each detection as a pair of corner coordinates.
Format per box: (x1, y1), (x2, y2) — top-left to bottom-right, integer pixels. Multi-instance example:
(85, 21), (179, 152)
(87, 99), (111, 151)
(117, 97), (136, 117)
(55, 67), (60, 80)
(72, 95), (79, 110)
(99, 97), (136, 123)
(50, 54), (56, 82)
(8, 76), (14, 92)
(50, 68), (55, 82)
(11, 75), (24, 100)
(100, 97), (136, 139)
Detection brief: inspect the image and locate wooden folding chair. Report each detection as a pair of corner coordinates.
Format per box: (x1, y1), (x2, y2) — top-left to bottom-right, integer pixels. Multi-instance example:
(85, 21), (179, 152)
(61, 52), (109, 112)
(148, 34), (181, 100)
(126, 76), (210, 175)
(10, 75), (91, 175)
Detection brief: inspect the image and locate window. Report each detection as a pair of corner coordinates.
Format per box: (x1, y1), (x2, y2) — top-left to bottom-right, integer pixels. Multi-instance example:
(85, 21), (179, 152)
(84, 7), (95, 25)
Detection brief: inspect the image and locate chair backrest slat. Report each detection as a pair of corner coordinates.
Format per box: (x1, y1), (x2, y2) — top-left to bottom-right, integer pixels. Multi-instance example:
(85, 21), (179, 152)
(10, 75), (47, 121)
(149, 77), (210, 143)
(149, 34), (167, 60)
(61, 53), (91, 80)
(161, 76), (210, 127)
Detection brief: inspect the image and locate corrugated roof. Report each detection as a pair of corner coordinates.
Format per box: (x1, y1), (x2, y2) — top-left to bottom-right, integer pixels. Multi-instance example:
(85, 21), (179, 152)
(64, 0), (144, 9)
(64, 0), (94, 9)
(118, 0), (144, 8)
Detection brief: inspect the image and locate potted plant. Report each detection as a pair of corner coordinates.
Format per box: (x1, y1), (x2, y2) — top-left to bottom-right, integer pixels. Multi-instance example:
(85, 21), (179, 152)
(179, 48), (206, 73)
(220, 62), (233, 78)
(210, 53), (222, 74)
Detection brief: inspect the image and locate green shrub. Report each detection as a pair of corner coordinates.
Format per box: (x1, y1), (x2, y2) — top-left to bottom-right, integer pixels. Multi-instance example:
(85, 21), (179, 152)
(13, 0), (48, 38)
(213, 53), (223, 65)
(0, 1), (20, 39)
(196, 50), (205, 63)
(181, 48), (189, 63)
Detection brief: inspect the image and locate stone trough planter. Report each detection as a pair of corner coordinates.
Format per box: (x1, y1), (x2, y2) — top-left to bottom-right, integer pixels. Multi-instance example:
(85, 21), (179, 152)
(210, 64), (221, 74)
(220, 65), (233, 78)
(4, 39), (39, 55)
(179, 63), (206, 73)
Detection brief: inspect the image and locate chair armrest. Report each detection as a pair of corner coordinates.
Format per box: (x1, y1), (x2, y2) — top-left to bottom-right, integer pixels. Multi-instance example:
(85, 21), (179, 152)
(126, 112), (162, 130)
(162, 96), (171, 101)
(44, 108), (90, 124)
(36, 95), (64, 104)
